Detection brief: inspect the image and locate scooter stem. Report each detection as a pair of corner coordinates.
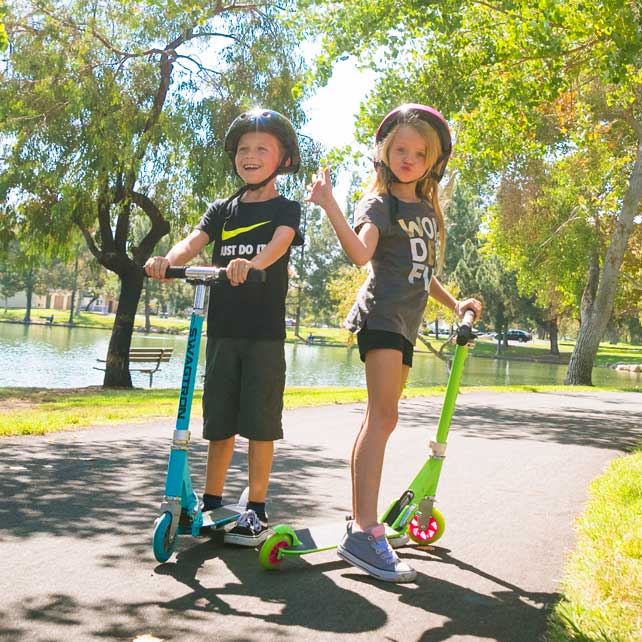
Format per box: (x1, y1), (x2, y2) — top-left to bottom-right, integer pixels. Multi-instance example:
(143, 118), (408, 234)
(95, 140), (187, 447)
(435, 343), (468, 444)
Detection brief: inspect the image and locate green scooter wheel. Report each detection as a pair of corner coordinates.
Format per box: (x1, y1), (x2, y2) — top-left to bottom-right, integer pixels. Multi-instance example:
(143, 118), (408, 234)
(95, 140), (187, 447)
(407, 506), (445, 545)
(153, 511), (177, 562)
(259, 533), (292, 570)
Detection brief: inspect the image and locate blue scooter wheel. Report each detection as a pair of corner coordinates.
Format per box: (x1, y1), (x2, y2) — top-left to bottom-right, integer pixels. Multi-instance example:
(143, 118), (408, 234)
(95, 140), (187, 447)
(153, 512), (177, 562)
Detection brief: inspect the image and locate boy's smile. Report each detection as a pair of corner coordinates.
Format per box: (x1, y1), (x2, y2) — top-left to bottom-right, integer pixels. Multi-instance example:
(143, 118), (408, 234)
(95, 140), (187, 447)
(235, 131), (284, 185)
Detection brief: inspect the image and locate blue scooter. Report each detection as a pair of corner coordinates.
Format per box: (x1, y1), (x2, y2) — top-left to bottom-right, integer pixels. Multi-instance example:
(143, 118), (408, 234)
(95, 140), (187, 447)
(152, 265), (265, 563)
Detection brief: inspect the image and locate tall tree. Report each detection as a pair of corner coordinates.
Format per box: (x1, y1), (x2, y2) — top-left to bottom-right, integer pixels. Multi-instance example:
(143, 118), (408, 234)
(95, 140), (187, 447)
(297, 0), (642, 385)
(1, 1), (307, 387)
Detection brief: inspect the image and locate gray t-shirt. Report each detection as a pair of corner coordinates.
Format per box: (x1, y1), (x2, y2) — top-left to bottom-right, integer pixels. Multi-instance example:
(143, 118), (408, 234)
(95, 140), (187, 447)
(345, 194), (437, 344)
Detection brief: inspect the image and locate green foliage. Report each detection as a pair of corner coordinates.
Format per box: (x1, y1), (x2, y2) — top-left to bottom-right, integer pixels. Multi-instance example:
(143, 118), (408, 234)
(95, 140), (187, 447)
(325, 263), (364, 328)
(0, 1), (308, 258)
(0, 11), (7, 52)
(547, 450), (642, 642)
(442, 184), (483, 280)
(298, 0), (642, 380)
(292, 201), (353, 324)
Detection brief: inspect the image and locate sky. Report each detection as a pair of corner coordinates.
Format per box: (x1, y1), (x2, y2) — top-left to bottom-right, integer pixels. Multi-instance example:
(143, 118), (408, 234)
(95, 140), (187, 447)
(298, 57), (377, 202)
(300, 58), (376, 151)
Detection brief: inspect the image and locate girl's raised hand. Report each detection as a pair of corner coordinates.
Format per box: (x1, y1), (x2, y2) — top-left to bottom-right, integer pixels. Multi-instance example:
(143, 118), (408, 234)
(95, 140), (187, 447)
(305, 167), (334, 208)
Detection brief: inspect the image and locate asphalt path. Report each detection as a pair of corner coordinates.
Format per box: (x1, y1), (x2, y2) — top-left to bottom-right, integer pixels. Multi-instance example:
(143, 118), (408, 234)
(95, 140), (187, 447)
(1, 390), (641, 642)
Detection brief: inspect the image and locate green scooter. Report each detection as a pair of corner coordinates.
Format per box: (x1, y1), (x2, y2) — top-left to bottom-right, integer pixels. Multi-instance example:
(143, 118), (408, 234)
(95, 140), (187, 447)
(258, 309), (476, 570)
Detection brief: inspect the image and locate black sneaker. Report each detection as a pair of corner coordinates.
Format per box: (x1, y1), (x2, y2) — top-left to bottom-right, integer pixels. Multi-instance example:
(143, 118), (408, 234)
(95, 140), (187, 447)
(224, 509), (269, 546)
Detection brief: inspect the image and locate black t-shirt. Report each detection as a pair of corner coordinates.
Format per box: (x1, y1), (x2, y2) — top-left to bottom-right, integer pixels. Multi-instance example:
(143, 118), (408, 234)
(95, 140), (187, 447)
(195, 195), (302, 339)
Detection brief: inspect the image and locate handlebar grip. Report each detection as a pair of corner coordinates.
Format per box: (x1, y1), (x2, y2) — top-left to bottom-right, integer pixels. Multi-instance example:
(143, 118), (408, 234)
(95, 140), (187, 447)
(162, 265), (266, 283)
(456, 308), (477, 346)
(165, 266), (187, 279)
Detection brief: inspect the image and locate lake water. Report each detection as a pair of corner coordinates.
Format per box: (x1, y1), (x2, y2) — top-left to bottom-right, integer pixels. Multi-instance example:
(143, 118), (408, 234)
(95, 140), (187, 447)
(0, 321), (638, 389)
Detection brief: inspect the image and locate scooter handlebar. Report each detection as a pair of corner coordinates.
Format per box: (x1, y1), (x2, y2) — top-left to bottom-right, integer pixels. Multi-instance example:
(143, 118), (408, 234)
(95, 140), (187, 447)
(456, 309), (476, 346)
(164, 266), (266, 283)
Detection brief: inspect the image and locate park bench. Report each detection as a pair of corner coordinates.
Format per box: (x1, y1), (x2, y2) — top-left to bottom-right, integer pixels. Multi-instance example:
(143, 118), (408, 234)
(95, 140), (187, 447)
(95, 347), (174, 388)
(305, 334), (331, 345)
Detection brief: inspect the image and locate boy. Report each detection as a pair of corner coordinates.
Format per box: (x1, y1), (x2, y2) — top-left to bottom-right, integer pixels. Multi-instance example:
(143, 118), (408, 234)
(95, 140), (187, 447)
(145, 108), (302, 545)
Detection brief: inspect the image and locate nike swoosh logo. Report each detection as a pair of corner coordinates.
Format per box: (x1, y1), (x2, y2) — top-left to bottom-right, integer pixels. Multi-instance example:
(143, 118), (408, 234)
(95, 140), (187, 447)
(221, 219), (271, 241)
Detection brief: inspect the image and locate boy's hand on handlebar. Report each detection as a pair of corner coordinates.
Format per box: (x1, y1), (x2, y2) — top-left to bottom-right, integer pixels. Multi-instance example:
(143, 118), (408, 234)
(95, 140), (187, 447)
(145, 256), (170, 281)
(454, 298), (482, 322)
(226, 258), (253, 286)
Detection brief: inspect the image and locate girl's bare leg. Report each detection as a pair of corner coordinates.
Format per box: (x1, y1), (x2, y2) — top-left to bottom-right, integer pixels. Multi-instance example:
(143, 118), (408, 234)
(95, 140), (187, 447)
(352, 349), (408, 531)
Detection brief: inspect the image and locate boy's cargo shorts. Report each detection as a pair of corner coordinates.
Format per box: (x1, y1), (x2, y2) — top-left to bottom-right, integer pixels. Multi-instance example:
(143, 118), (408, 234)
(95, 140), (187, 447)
(202, 337), (285, 441)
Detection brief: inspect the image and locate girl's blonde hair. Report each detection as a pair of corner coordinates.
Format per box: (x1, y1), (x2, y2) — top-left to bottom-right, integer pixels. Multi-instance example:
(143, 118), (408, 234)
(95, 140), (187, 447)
(367, 120), (446, 273)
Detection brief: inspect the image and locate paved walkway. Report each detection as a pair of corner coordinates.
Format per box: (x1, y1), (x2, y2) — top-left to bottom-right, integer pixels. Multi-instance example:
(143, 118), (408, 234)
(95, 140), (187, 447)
(1, 391), (641, 642)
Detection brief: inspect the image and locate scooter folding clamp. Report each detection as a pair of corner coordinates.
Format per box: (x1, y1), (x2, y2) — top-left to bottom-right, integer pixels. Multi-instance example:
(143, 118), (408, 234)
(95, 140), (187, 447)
(172, 430), (191, 450)
(417, 496), (437, 530)
(429, 440), (447, 458)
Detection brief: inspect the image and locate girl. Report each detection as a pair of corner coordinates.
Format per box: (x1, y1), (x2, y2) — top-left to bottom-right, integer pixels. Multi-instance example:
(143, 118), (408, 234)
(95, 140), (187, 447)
(306, 104), (482, 583)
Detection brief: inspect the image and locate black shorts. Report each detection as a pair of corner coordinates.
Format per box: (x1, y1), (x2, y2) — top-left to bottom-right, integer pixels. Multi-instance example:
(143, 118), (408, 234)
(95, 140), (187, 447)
(357, 325), (414, 367)
(202, 337), (285, 441)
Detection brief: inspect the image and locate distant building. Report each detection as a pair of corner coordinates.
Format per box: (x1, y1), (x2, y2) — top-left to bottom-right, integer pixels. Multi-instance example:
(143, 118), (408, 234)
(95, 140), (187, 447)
(2, 289), (116, 314)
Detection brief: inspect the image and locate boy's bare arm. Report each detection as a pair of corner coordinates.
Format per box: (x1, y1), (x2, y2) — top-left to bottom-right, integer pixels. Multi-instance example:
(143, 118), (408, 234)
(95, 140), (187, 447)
(145, 230), (210, 279)
(226, 226), (295, 286)
(251, 226), (295, 270)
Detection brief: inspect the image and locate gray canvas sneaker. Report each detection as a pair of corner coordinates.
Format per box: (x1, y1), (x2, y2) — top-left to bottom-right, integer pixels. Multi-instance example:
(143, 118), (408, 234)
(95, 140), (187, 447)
(337, 523), (417, 582)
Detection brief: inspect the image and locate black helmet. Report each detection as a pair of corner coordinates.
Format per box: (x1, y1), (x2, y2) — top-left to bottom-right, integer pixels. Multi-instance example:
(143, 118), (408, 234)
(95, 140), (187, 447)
(224, 108), (300, 175)
(375, 103), (452, 182)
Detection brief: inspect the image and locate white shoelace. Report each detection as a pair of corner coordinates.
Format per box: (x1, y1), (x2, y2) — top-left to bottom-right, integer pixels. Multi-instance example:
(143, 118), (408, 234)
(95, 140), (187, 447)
(237, 510), (263, 533)
(371, 536), (398, 565)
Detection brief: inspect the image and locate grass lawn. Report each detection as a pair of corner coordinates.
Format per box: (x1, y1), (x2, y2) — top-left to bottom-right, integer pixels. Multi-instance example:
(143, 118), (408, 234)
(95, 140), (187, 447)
(546, 450), (642, 642)
(0, 385), (378, 437)
(1, 383), (639, 438)
(0, 308), (188, 333)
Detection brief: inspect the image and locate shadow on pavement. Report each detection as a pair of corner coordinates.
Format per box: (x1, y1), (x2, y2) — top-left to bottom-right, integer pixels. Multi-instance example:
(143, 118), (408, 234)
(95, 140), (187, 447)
(398, 394), (642, 451)
(148, 538), (556, 642)
(0, 438), (349, 544)
(156, 537), (387, 634)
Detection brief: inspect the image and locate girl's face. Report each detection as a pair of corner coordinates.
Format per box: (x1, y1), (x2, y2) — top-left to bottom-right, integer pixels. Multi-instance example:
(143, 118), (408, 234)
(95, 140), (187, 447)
(386, 125), (430, 183)
(235, 131), (284, 184)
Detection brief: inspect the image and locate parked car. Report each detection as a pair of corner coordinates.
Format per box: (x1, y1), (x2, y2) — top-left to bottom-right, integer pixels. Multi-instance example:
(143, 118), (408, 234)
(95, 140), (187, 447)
(497, 329), (532, 342)
(285, 318), (296, 328)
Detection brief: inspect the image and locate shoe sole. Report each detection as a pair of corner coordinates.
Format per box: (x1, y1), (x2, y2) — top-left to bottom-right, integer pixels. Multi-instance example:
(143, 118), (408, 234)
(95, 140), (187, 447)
(224, 532), (269, 547)
(388, 535), (409, 549)
(337, 545), (416, 583)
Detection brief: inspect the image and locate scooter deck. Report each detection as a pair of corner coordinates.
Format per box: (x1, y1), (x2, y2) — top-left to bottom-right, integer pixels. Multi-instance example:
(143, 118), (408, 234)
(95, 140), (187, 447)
(200, 502), (245, 529)
(281, 523), (403, 556)
(177, 490), (249, 535)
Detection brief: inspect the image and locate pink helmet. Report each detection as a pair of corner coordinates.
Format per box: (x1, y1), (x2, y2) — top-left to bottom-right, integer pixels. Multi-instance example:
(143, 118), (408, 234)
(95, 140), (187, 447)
(375, 103), (452, 182)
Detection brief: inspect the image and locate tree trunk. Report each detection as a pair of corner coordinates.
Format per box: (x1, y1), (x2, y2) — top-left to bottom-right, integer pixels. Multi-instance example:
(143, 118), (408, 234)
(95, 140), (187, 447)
(566, 136), (642, 384)
(68, 254), (79, 324)
(103, 270), (144, 388)
(23, 269), (33, 324)
(549, 317), (559, 355)
(606, 318), (619, 345)
(84, 294), (98, 311)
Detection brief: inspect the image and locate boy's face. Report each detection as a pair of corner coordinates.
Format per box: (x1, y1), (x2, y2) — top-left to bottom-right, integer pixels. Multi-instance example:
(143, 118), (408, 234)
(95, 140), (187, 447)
(235, 131), (285, 184)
